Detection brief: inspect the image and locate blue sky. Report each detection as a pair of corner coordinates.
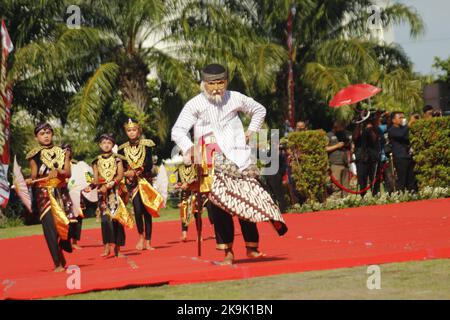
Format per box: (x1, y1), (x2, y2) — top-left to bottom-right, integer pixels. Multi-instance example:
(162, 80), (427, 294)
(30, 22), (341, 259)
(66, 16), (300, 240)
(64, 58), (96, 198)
(393, 0), (450, 75)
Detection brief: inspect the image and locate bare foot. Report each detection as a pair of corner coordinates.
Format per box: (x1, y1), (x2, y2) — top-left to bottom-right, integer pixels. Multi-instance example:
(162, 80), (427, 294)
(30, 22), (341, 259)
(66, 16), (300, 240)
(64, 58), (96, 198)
(54, 266), (65, 273)
(246, 249), (266, 258)
(100, 245), (110, 257)
(136, 237), (144, 251)
(216, 250), (234, 266)
(145, 241), (155, 250)
(72, 244), (82, 250)
(181, 231), (187, 242)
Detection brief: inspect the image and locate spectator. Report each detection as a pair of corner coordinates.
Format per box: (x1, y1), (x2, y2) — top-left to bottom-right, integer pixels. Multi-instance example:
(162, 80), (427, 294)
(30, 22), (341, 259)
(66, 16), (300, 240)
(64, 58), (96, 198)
(373, 111), (395, 194)
(423, 105), (434, 119)
(296, 121), (307, 132)
(388, 112), (418, 192)
(326, 121), (351, 197)
(352, 114), (381, 195)
(424, 105), (443, 118)
(284, 120), (294, 137)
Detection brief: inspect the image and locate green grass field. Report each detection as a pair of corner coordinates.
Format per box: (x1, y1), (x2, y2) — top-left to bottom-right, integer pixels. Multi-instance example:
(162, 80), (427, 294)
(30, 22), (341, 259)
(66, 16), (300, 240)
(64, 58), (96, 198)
(51, 259), (450, 300)
(2, 207), (450, 300)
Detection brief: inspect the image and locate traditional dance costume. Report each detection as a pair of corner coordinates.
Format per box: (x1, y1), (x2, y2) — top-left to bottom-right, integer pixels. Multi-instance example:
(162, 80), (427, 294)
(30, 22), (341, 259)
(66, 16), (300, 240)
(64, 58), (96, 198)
(118, 137), (162, 243)
(172, 64), (287, 260)
(27, 145), (74, 268)
(92, 153), (133, 248)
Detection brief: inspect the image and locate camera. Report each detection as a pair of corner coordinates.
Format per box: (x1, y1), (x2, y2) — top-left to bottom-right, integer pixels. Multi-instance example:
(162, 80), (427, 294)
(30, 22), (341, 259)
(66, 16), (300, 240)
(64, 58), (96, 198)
(432, 110), (442, 117)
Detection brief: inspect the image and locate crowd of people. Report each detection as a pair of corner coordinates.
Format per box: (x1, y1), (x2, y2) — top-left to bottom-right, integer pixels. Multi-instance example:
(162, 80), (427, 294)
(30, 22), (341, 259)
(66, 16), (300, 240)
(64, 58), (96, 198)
(330, 106), (443, 197)
(279, 104), (444, 206)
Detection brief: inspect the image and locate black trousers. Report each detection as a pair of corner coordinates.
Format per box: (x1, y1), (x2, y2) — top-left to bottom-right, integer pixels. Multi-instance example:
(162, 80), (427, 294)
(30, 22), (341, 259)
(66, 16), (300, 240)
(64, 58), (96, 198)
(356, 161), (378, 195)
(101, 215), (126, 246)
(394, 158), (417, 192)
(383, 162), (396, 194)
(41, 212), (70, 267)
(133, 192), (152, 240)
(69, 217), (83, 241)
(181, 212), (201, 232)
(209, 203), (259, 250)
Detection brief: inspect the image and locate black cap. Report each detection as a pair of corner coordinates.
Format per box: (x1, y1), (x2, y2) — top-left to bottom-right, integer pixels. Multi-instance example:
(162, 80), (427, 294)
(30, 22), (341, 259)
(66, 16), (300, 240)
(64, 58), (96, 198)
(201, 64), (227, 81)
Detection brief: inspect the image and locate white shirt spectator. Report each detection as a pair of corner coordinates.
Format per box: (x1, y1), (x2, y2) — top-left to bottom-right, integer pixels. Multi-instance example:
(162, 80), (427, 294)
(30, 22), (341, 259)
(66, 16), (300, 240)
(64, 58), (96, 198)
(171, 90), (266, 171)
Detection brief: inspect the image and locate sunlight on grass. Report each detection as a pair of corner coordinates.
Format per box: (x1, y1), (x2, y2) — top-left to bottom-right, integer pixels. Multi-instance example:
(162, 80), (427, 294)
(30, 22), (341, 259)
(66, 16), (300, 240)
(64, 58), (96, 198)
(51, 259), (450, 300)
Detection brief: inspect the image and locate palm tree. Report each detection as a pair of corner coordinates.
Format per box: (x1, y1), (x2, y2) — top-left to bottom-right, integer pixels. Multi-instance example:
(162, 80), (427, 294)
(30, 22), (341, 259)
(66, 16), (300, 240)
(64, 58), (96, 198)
(8, 0), (286, 155)
(223, 0), (425, 125)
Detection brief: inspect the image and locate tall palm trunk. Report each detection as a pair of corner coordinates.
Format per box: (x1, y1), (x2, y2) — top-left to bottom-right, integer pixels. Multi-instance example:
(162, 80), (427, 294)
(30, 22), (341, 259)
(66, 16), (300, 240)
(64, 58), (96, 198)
(119, 55), (150, 112)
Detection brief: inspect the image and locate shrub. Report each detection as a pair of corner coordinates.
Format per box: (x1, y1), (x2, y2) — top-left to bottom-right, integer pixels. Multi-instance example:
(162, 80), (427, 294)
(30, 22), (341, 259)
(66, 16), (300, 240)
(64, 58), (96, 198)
(410, 117), (450, 188)
(0, 216), (25, 228)
(288, 186), (449, 213)
(286, 130), (329, 202)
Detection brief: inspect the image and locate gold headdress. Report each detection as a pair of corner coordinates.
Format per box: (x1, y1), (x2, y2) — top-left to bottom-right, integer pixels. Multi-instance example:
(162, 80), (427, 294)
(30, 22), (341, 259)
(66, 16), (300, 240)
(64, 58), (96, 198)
(124, 118), (140, 130)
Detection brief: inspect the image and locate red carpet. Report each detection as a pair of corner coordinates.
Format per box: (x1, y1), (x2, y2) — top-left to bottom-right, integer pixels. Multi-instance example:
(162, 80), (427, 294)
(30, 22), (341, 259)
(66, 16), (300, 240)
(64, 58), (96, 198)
(1, 198), (450, 299)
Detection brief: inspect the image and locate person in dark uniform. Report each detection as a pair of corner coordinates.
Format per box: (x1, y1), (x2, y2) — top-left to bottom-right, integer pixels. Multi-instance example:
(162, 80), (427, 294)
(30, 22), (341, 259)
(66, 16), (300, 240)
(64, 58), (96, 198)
(388, 112), (418, 192)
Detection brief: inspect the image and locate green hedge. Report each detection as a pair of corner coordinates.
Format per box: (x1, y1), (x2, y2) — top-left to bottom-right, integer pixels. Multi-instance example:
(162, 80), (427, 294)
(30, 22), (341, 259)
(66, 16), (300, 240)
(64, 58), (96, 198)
(289, 187), (449, 213)
(410, 117), (450, 189)
(286, 130), (329, 202)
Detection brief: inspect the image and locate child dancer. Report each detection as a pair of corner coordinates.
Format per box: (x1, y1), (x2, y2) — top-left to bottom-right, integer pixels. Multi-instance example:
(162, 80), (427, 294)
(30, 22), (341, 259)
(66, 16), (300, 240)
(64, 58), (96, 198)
(90, 134), (133, 257)
(26, 122), (74, 272)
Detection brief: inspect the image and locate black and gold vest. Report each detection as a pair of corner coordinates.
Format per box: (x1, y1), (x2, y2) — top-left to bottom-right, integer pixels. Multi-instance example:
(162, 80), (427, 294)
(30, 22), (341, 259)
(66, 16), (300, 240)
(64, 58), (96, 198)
(26, 145), (66, 176)
(93, 153), (122, 183)
(118, 138), (155, 171)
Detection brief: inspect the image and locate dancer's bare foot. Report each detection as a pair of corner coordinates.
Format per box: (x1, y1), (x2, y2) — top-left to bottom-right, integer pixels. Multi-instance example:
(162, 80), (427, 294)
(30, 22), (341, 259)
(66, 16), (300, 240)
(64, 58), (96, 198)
(181, 231), (187, 242)
(217, 249), (234, 266)
(246, 248), (266, 259)
(100, 244), (111, 257)
(145, 240), (155, 250)
(136, 236), (145, 250)
(114, 246), (126, 258)
(54, 265), (65, 273)
(72, 243), (82, 250)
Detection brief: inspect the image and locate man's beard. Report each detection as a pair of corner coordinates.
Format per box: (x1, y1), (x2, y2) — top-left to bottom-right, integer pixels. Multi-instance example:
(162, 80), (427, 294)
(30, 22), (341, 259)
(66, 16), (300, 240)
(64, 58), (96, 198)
(200, 81), (225, 105)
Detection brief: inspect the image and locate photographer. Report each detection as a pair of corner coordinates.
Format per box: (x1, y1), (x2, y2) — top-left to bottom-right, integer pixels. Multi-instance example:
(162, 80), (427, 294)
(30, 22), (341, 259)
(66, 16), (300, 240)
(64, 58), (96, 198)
(374, 111), (395, 194)
(388, 112), (418, 192)
(423, 105), (443, 119)
(326, 121), (351, 197)
(352, 113), (381, 195)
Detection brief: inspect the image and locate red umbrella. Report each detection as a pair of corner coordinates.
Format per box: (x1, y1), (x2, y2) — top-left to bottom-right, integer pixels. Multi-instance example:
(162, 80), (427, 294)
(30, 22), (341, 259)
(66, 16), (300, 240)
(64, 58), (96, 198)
(329, 84), (381, 108)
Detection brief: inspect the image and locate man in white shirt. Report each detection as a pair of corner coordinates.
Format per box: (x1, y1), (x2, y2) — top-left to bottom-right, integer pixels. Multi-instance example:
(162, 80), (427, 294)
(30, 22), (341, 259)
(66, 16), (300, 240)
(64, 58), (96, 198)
(172, 64), (287, 265)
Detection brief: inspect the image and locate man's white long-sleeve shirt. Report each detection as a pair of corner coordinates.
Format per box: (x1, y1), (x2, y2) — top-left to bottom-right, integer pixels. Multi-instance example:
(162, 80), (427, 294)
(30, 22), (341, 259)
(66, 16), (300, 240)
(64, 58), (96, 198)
(171, 90), (266, 171)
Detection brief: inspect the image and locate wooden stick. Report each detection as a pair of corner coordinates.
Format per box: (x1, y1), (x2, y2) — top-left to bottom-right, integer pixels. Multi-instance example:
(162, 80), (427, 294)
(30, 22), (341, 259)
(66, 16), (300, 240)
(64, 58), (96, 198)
(31, 177), (49, 184)
(196, 164), (203, 257)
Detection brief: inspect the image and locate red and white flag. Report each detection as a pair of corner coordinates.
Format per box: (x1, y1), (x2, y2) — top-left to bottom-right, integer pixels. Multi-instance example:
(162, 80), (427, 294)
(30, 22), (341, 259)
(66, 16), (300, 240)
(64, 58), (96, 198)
(0, 19), (13, 208)
(1, 20), (14, 54)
